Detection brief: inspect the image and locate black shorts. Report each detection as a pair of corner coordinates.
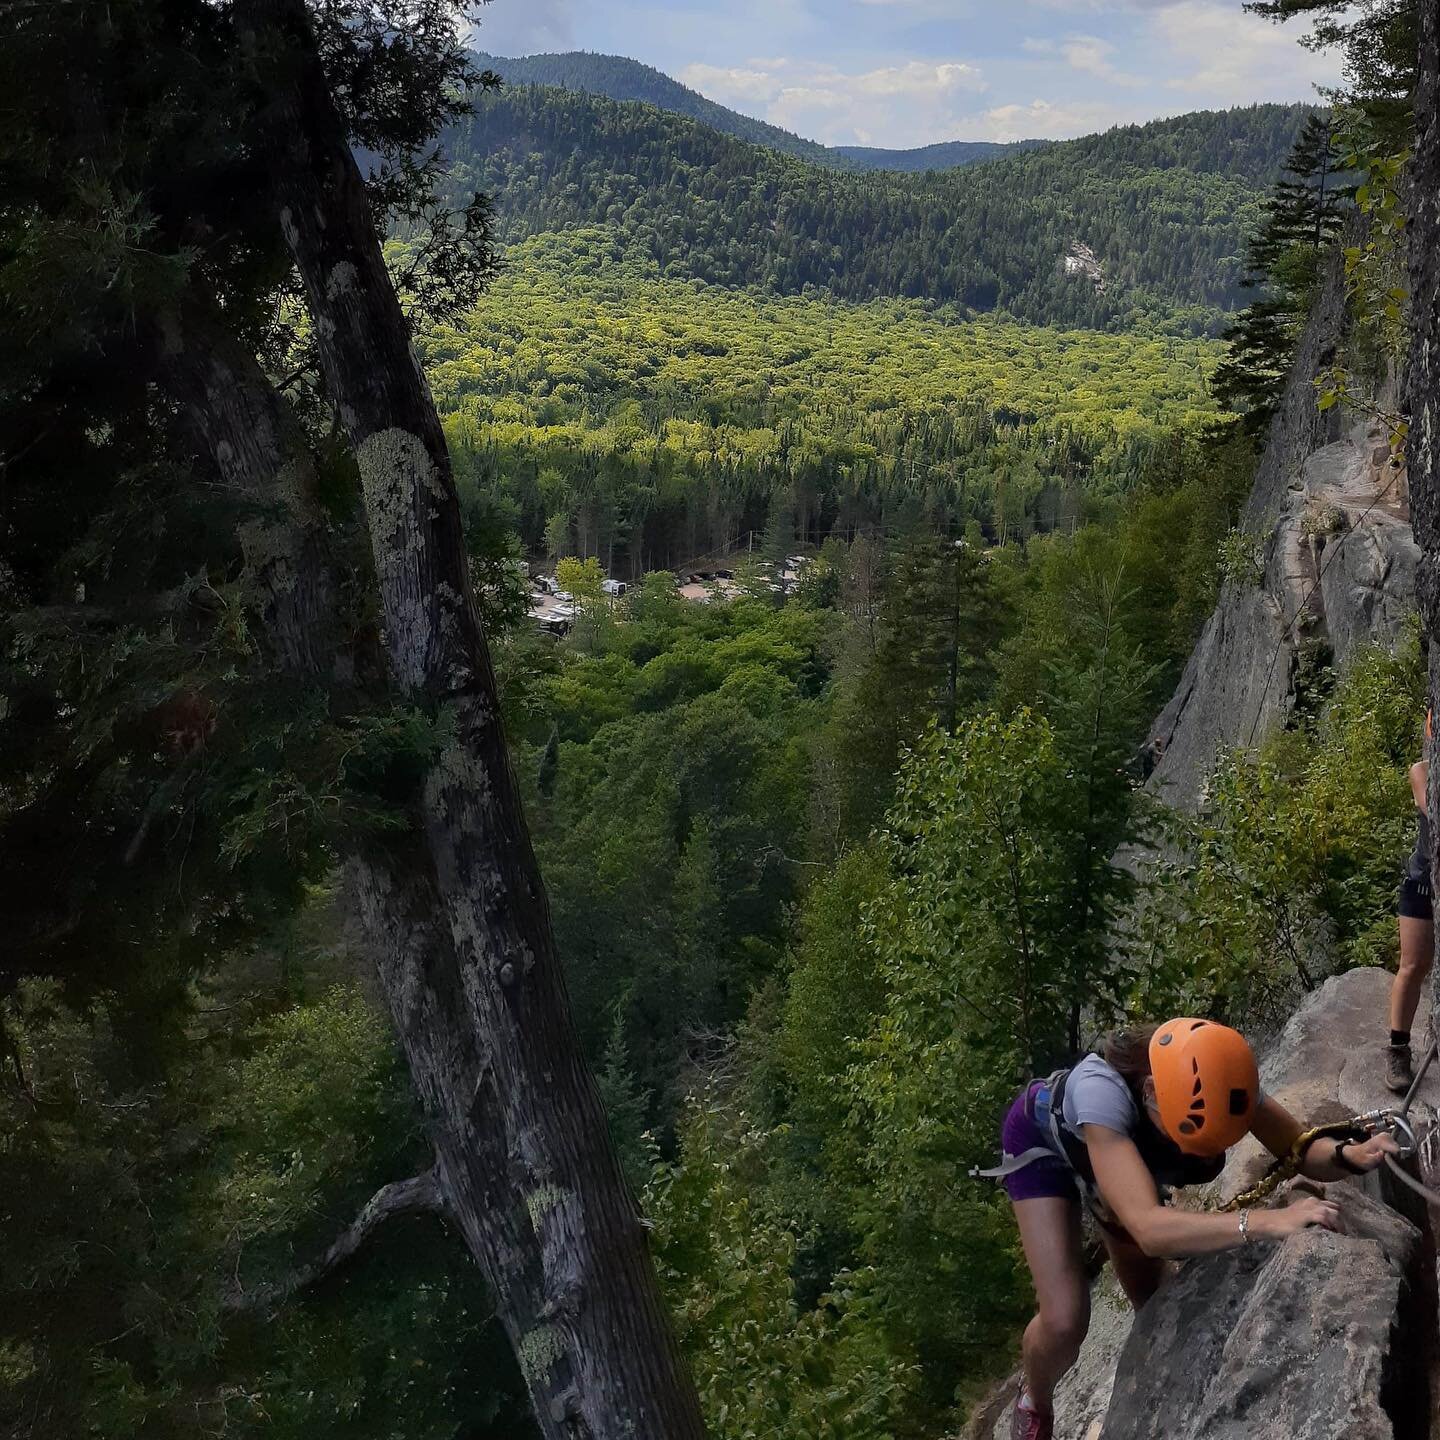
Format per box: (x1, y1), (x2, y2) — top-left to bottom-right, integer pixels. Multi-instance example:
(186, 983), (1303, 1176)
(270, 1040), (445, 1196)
(1400, 873), (1434, 921)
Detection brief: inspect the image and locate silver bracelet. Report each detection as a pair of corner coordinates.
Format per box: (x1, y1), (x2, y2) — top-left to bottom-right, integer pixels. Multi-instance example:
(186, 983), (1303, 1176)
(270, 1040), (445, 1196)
(1238, 1210), (1252, 1245)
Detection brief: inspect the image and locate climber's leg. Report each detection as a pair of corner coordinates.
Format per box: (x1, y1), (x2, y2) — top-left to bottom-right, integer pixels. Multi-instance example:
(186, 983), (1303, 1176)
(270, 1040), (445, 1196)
(1388, 901), (1432, 1092)
(1013, 1195), (1090, 1416)
(1099, 1226), (1165, 1309)
(1391, 912), (1434, 1038)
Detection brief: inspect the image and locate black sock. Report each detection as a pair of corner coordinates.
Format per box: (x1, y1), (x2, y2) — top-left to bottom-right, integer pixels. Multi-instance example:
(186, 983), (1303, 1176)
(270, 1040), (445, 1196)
(1392, 1030), (1411, 1048)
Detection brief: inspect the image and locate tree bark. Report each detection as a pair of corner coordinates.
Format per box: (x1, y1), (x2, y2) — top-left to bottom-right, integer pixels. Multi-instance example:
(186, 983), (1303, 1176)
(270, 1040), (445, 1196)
(156, 305), (342, 682)
(232, 5), (707, 1436)
(1415, 4), (1440, 861)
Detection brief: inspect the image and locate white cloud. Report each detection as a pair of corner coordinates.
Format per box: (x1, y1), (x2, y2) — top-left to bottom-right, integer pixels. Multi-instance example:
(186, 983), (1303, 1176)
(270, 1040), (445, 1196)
(570, 0), (1346, 149)
(1029, 0), (1204, 11)
(1060, 35), (1141, 87)
(1149, 0), (1341, 102)
(954, 96), (1141, 142)
(679, 56), (988, 147)
(853, 60), (986, 98)
(682, 63), (788, 105)
(470, 0), (575, 53)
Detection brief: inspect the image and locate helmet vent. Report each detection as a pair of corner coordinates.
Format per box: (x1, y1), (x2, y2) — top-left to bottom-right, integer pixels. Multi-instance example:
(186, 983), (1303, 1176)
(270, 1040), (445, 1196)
(1228, 1087), (1250, 1116)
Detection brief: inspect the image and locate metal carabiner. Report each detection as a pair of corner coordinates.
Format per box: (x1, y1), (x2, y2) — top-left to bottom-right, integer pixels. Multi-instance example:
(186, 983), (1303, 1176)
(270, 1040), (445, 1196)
(1350, 1107), (1419, 1159)
(1385, 1111), (1420, 1160)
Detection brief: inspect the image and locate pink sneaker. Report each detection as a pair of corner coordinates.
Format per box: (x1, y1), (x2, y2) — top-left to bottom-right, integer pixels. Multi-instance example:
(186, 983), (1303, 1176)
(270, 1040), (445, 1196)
(1012, 1396), (1054, 1440)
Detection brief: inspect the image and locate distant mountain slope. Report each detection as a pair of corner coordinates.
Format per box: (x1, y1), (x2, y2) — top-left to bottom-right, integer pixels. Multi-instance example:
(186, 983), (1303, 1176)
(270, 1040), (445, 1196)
(834, 139), (1040, 172)
(471, 50), (1031, 172)
(440, 85), (1316, 334)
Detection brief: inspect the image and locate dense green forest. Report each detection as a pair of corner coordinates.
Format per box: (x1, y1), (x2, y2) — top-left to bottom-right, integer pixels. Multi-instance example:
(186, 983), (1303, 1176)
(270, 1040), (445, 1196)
(440, 87), (1314, 334)
(416, 228), (1222, 571)
(2, 0), (1429, 1437)
(11, 430), (1421, 1434)
(471, 50), (1035, 172)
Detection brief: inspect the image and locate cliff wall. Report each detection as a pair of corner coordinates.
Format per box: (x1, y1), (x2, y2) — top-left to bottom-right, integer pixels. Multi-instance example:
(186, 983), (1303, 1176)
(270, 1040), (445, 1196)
(1146, 247), (1417, 811)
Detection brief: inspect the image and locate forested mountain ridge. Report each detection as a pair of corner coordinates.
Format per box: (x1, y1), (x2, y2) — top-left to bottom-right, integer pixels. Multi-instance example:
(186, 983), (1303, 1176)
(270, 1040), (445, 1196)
(470, 50), (1035, 172)
(833, 138), (1041, 172)
(440, 86), (1316, 333)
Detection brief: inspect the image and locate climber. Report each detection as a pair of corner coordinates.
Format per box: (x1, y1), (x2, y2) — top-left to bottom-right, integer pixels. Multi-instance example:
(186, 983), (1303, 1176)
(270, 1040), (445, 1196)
(1386, 711), (1433, 1094)
(990, 1018), (1400, 1440)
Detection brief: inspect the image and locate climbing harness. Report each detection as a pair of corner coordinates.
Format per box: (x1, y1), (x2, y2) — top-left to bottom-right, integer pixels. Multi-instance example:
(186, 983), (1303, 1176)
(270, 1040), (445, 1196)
(1219, 1119), (1373, 1212)
(971, 1071), (1077, 1188)
(979, 1037), (1440, 1214)
(1222, 1036), (1438, 1214)
(973, 1067), (1224, 1216)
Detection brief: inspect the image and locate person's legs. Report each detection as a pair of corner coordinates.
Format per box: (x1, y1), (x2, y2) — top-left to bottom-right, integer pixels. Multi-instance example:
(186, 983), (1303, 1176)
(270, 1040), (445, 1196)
(1099, 1226), (1165, 1309)
(1391, 913), (1434, 1036)
(1388, 902), (1434, 1092)
(1013, 1195), (1089, 1417)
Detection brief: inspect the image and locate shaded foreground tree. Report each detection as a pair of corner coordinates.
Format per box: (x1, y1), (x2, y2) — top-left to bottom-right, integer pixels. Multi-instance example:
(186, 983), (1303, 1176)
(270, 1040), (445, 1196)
(232, 4), (706, 1433)
(1413, 0), (1440, 822)
(0, 1), (705, 1435)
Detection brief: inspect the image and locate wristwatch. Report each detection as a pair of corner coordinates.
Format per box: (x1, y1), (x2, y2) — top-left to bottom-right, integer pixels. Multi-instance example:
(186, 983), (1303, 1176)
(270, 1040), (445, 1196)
(1333, 1140), (1365, 1175)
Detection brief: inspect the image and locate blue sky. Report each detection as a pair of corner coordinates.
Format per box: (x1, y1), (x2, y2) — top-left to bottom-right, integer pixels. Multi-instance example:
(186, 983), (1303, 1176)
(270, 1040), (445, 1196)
(472, 0), (1344, 147)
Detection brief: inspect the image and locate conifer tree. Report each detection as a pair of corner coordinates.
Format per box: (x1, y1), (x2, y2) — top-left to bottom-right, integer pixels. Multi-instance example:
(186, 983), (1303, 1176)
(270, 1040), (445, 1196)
(1214, 112), (1346, 431)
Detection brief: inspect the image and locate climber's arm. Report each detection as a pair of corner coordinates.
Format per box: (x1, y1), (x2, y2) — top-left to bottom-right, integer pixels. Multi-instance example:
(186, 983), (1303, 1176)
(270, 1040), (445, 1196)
(1250, 1096), (1399, 1181)
(1085, 1124), (1340, 1257)
(1249, 1094), (1302, 1158)
(1411, 760), (1428, 812)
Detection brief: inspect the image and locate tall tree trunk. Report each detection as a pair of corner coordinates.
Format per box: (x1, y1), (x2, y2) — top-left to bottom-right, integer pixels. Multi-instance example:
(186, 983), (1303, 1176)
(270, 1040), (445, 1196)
(156, 306), (342, 682)
(1415, 3), (1440, 863)
(232, 5), (707, 1437)
(1413, 2), (1440, 1058)
(157, 306), (688, 1436)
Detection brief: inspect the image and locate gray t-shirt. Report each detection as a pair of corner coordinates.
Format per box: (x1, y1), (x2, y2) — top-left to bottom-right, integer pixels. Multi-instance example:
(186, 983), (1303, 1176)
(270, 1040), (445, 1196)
(1056, 1051), (1265, 1153)
(1060, 1053), (1138, 1139)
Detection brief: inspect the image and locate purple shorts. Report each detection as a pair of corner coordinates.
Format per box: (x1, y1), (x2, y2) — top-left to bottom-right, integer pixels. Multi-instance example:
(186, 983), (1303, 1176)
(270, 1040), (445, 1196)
(999, 1081), (1077, 1203)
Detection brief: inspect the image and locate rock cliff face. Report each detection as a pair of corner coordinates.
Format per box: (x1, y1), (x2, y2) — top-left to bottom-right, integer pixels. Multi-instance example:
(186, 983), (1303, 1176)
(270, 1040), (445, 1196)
(976, 969), (1440, 1440)
(1145, 245), (1418, 812)
(976, 188), (1436, 1440)
(1102, 1180), (1429, 1440)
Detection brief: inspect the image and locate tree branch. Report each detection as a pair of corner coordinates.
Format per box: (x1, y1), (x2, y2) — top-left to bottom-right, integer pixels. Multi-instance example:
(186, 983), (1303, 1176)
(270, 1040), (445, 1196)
(226, 1166), (448, 1314)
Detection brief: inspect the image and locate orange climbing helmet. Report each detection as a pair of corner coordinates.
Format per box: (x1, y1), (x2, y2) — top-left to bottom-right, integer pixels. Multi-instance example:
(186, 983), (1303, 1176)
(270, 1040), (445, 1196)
(1149, 1019), (1259, 1157)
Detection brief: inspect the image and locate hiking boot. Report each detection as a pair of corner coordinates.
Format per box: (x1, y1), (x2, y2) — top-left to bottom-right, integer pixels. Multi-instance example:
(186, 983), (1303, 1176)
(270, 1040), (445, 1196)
(1012, 1397), (1054, 1440)
(1386, 1043), (1414, 1095)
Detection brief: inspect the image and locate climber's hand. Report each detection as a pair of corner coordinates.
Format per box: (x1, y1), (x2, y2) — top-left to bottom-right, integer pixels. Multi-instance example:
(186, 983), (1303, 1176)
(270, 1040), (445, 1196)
(1258, 1196), (1342, 1238)
(1341, 1133), (1400, 1173)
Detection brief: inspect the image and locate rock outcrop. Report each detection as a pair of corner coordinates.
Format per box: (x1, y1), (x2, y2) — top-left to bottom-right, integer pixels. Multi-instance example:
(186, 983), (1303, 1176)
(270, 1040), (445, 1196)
(1146, 422), (1416, 811)
(1063, 242), (1106, 292)
(1144, 237), (1418, 813)
(976, 969), (1440, 1440)
(1102, 1181), (1427, 1440)
(1217, 967), (1424, 1205)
